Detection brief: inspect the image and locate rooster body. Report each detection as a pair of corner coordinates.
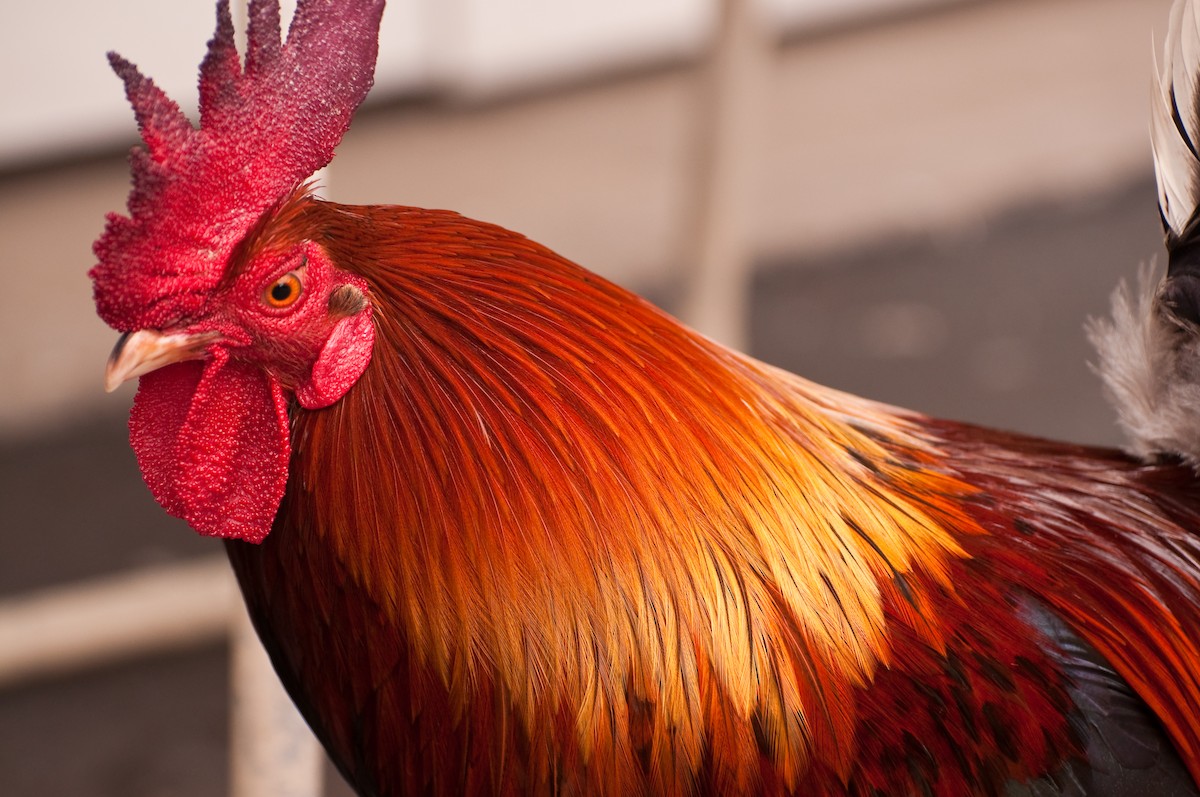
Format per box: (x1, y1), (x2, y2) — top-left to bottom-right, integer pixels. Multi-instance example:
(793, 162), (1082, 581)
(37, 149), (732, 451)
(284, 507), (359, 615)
(92, 1), (1200, 795)
(222, 198), (1200, 796)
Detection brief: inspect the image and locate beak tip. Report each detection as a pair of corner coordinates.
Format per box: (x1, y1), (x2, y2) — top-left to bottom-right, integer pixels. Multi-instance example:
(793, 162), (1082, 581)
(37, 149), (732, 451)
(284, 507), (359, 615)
(105, 331), (132, 394)
(102, 328), (219, 393)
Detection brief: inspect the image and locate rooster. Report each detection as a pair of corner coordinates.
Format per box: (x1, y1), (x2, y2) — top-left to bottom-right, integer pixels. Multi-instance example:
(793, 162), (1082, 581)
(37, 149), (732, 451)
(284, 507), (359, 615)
(93, 0), (1200, 794)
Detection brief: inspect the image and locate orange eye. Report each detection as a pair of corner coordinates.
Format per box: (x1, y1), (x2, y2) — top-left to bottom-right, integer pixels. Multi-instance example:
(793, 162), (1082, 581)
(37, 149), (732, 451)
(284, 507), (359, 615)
(264, 272), (302, 308)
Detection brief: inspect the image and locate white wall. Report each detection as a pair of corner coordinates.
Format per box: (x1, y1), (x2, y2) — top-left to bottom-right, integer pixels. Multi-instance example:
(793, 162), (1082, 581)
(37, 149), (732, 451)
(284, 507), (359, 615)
(0, 0), (431, 164)
(0, 0), (961, 166)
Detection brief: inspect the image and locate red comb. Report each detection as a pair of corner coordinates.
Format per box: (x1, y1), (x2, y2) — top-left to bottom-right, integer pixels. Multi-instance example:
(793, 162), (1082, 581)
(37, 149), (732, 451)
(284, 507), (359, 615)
(91, 0), (384, 332)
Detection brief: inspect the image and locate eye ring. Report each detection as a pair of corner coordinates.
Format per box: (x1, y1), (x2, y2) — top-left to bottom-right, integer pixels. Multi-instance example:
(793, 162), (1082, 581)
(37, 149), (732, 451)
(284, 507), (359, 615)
(264, 271), (303, 309)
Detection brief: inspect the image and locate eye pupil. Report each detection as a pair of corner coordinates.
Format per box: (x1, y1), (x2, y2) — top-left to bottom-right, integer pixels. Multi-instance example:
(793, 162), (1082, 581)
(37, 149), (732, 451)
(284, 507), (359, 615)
(264, 272), (302, 308)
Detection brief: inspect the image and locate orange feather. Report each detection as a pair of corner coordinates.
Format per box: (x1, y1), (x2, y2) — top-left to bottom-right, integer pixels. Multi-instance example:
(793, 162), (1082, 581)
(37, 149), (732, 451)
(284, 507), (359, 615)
(225, 196), (1200, 795)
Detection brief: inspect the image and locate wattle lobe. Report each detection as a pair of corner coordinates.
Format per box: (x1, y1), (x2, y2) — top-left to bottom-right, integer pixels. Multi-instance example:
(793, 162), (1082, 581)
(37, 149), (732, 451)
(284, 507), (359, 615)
(129, 352), (290, 543)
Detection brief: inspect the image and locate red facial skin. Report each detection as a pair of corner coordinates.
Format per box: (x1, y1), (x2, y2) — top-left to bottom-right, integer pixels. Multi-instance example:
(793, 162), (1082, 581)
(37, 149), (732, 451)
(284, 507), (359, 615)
(126, 232), (374, 543)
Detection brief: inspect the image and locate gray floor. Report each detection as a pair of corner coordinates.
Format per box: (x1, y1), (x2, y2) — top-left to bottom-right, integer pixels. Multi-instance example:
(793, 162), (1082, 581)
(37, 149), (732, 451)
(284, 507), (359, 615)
(752, 177), (1164, 446)
(0, 171), (1166, 796)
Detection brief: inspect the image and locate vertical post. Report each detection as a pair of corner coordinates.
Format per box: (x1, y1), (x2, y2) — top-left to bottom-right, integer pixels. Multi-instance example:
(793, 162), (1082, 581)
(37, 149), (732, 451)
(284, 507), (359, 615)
(680, 0), (772, 351)
(229, 608), (324, 797)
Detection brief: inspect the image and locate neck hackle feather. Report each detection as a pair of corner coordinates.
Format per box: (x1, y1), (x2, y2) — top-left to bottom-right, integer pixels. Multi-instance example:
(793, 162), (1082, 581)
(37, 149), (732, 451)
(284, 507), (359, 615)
(231, 198), (1200, 795)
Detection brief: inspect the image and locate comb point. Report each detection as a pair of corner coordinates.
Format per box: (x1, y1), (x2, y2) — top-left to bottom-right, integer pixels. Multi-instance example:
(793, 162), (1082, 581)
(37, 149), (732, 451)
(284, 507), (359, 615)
(93, 0), (385, 332)
(245, 0), (283, 75)
(108, 52), (194, 156)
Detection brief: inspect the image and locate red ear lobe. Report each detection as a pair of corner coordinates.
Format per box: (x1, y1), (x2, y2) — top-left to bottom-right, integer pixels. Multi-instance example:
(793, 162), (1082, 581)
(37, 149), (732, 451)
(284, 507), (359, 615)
(130, 351), (291, 543)
(296, 306), (374, 410)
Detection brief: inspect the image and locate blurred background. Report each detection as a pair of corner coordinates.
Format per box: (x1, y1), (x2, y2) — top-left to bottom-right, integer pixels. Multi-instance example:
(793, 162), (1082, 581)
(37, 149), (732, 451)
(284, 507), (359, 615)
(0, 0), (1175, 793)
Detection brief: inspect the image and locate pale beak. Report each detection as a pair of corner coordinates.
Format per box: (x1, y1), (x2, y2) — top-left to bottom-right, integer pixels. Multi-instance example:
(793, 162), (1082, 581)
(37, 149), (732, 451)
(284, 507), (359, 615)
(104, 329), (222, 393)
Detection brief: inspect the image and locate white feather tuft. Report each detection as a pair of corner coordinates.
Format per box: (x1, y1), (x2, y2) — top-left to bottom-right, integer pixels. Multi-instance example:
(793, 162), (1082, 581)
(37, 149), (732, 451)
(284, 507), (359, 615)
(1091, 1), (1200, 463)
(1153, 0), (1200, 237)
(1088, 262), (1200, 463)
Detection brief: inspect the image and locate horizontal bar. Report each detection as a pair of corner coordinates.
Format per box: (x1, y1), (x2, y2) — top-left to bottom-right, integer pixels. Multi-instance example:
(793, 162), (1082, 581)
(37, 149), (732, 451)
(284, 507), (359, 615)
(0, 556), (236, 688)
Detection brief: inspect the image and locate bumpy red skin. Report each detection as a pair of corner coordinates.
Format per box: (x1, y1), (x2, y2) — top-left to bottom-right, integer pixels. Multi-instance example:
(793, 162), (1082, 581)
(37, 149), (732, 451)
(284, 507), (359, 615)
(221, 202), (1200, 797)
(92, 0), (383, 334)
(125, 226), (374, 542)
(92, 0), (382, 542)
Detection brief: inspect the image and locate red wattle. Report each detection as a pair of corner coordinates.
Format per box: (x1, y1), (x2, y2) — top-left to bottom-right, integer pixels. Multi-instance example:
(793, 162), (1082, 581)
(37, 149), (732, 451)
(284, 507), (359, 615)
(129, 352), (290, 543)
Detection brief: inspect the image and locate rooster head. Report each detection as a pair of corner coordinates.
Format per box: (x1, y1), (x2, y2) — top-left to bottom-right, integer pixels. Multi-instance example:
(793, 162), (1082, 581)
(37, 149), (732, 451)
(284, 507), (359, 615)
(91, 0), (385, 543)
